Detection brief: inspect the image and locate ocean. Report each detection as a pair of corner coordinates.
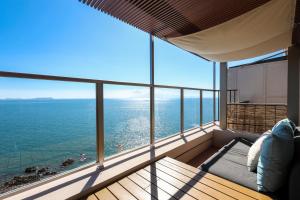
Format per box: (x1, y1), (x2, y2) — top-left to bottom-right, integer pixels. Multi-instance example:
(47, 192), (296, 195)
(0, 98), (216, 192)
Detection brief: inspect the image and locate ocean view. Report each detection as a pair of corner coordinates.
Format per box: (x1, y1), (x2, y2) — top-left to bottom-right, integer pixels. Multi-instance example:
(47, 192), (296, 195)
(0, 98), (216, 191)
(0, 0), (292, 198)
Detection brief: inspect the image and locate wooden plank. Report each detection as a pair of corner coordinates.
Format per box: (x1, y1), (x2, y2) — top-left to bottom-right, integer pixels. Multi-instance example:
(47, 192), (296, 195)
(131, 170), (176, 200)
(118, 177), (152, 200)
(159, 159), (256, 200)
(128, 173), (151, 189)
(86, 194), (98, 200)
(136, 169), (196, 200)
(144, 184), (175, 200)
(156, 179), (197, 200)
(162, 157), (257, 194)
(143, 165), (234, 200)
(94, 188), (117, 200)
(141, 168), (219, 200)
(107, 182), (137, 200)
(154, 162), (254, 200)
(87, 158), (272, 200)
(163, 157), (272, 200)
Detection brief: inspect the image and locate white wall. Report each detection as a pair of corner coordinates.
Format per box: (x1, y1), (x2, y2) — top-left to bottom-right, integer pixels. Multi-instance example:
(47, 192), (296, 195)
(228, 60), (287, 104)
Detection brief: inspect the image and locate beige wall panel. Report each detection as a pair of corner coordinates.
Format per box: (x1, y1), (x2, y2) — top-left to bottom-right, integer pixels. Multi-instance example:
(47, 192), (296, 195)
(228, 60), (287, 104)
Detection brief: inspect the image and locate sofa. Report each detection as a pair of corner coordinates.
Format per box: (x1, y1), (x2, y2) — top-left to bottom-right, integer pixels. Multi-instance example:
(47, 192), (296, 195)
(200, 130), (300, 200)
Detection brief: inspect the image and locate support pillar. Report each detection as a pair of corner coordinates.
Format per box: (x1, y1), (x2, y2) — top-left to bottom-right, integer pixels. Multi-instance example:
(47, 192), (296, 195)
(288, 45), (300, 125)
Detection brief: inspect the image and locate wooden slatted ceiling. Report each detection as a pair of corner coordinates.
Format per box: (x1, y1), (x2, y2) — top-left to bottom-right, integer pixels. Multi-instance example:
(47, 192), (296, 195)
(85, 157), (272, 200)
(80, 0), (271, 39)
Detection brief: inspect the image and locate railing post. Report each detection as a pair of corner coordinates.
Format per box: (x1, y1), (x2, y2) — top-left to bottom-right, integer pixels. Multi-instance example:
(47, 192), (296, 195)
(180, 88), (184, 134)
(213, 91), (216, 122)
(150, 86), (155, 144)
(200, 90), (203, 127)
(218, 91), (220, 121)
(233, 90), (236, 103)
(150, 34), (155, 145)
(213, 62), (216, 122)
(96, 82), (104, 167)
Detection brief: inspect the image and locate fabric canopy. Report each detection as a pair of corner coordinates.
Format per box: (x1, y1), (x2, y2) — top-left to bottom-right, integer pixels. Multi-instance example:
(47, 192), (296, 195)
(81, 0), (299, 62)
(168, 0), (296, 61)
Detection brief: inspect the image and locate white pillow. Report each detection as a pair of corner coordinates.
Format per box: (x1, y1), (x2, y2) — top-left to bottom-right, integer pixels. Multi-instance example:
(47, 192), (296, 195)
(247, 131), (271, 172)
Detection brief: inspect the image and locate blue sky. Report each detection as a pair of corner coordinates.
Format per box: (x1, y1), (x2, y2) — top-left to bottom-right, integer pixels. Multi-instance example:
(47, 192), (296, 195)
(0, 0), (284, 99)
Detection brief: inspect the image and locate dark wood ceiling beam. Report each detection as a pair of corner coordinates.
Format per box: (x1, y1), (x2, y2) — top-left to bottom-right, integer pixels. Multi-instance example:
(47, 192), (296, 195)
(79, 0), (274, 39)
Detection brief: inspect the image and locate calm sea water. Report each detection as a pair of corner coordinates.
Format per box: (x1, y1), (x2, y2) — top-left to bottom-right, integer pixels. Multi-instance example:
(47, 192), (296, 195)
(0, 98), (216, 188)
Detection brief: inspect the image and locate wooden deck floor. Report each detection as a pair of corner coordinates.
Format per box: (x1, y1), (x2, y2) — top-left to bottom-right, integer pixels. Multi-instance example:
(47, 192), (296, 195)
(85, 157), (271, 200)
(188, 147), (219, 168)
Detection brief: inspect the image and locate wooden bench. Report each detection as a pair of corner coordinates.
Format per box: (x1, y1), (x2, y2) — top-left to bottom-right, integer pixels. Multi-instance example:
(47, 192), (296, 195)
(85, 157), (272, 200)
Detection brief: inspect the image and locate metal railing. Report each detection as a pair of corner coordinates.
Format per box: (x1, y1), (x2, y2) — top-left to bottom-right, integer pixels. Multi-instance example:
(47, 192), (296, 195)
(0, 71), (220, 167)
(227, 89), (238, 103)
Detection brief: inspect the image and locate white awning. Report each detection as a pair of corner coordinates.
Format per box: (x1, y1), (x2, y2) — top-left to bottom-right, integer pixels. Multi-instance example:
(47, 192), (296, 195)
(168, 0), (296, 62)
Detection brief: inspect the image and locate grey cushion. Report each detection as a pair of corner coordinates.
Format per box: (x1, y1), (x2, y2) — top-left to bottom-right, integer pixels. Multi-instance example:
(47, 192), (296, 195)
(201, 138), (257, 190)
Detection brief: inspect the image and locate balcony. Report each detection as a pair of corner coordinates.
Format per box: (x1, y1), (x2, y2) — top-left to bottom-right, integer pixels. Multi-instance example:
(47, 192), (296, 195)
(0, 71), (220, 199)
(1, 0), (300, 199)
(0, 70), (294, 200)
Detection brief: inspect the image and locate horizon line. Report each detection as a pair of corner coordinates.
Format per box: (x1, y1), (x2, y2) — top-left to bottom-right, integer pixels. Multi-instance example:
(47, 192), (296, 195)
(0, 97), (215, 100)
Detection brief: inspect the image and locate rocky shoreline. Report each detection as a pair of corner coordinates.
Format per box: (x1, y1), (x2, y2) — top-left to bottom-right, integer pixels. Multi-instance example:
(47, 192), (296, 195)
(0, 158), (76, 194)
